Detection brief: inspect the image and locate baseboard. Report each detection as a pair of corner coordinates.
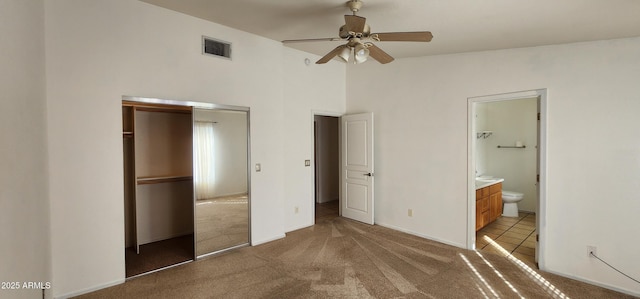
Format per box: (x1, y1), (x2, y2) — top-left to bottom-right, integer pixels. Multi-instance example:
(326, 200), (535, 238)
(375, 222), (466, 249)
(54, 278), (124, 299)
(543, 268), (640, 297)
(251, 233), (285, 246)
(285, 223), (314, 234)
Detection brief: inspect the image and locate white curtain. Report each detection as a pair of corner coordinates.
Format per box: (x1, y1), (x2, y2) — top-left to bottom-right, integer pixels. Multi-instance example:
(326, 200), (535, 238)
(194, 121), (216, 200)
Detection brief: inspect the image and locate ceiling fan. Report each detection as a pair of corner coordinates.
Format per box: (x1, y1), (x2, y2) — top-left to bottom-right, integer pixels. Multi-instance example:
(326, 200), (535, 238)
(282, 0), (433, 65)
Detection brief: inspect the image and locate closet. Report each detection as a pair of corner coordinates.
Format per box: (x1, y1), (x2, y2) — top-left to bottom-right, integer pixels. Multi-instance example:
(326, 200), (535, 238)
(122, 97), (251, 278)
(122, 100), (195, 278)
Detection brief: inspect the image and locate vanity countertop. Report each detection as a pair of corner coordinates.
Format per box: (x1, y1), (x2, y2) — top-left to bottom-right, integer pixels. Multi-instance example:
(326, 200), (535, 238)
(475, 178), (504, 190)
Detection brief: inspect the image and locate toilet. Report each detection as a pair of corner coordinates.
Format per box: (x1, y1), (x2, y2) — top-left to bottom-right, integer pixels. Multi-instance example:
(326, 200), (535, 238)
(502, 191), (524, 217)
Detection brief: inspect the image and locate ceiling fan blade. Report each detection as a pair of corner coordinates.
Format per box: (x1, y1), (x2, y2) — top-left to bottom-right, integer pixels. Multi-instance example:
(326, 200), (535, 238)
(282, 37), (343, 43)
(316, 45), (348, 64)
(372, 31), (433, 42)
(344, 15), (367, 33)
(367, 44), (394, 64)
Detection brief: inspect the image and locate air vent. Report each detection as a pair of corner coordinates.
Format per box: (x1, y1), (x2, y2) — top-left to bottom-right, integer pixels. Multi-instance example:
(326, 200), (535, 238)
(202, 36), (231, 59)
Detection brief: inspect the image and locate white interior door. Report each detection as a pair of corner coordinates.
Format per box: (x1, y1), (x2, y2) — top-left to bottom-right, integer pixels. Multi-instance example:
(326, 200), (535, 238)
(341, 112), (374, 225)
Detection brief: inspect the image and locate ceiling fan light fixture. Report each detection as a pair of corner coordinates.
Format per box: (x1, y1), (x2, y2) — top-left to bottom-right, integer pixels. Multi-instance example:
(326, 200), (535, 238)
(338, 47), (351, 62)
(354, 43), (369, 64)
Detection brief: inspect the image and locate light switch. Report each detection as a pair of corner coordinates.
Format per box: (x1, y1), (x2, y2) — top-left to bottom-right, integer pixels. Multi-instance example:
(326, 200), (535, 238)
(305, 160), (311, 167)
(255, 163), (261, 172)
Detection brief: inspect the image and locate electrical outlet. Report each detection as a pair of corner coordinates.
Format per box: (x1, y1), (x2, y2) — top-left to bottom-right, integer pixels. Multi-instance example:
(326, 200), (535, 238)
(408, 209), (413, 217)
(294, 206), (299, 214)
(587, 245), (597, 258)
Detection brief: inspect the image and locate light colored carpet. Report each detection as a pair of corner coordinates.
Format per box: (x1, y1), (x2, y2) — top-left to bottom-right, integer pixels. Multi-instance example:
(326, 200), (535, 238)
(79, 210), (635, 298)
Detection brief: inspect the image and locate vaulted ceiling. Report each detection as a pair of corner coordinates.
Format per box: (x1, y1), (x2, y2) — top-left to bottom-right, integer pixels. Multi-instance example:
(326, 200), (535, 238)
(140, 0), (640, 59)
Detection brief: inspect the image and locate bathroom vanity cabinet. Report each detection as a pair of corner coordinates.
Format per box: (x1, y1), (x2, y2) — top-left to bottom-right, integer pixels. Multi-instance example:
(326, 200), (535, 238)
(475, 187), (489, 231)
(476, 182), (502, 231)
(489, 183), (503, 222)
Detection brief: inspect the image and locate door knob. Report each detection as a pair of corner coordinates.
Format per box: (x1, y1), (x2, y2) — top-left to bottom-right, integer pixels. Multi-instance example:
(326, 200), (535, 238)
(364, 173), (374, 177)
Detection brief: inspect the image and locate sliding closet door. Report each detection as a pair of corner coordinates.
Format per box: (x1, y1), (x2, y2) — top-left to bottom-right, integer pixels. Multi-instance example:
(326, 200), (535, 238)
(193, 108), (250, 257)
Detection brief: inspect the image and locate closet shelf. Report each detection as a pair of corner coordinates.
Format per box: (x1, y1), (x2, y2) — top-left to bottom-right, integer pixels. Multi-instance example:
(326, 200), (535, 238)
(137, 175), (193, 185)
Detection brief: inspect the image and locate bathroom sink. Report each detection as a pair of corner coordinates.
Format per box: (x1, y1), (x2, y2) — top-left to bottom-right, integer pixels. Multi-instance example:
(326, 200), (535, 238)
(475, 177), (504, 189)
(476, 178), (495, 182)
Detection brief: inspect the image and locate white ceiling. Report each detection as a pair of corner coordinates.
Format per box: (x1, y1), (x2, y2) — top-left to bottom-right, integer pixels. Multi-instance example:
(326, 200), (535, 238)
(140, 0), (640, 59)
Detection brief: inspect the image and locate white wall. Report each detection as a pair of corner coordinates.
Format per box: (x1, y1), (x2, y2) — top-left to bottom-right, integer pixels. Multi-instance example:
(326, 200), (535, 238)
(0, 1), (51, 298)
(43, 0), (344, 297)
(282, 49), (345, 232)
(481, 98), (538, 212)
(347, 38), (640, 295)
(314, 116), (340, 204)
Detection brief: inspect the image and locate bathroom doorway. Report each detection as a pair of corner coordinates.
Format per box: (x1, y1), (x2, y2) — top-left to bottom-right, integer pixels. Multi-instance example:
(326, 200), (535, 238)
(313, 114), (340, 222)
(468, 89), (547, 269)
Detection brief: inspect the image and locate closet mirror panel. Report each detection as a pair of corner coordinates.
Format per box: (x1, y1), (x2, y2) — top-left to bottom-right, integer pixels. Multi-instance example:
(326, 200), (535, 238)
(193, 108), (250, 257)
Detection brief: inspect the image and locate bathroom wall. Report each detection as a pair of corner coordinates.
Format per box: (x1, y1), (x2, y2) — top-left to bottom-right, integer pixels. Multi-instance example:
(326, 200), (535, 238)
(483, 98), (538, 212)
(475, 103), (489, 176)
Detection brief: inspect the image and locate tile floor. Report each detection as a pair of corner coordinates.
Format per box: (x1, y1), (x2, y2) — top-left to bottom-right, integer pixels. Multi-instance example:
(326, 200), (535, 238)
(476, 212), (537, 266)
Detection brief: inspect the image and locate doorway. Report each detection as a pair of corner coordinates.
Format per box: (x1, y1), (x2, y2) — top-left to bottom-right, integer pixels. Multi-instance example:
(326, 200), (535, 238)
(468, 89), (547, 269)
(313, 115), (340, 222)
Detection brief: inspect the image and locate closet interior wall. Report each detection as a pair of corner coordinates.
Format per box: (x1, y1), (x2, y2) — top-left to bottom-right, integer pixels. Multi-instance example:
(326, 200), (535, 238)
(122, 101), (195, 277)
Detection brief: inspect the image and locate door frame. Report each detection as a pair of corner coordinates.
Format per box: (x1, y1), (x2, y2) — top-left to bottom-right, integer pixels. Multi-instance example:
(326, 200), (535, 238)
(467, 89), (548, 270)
(311, 110), (343, 225)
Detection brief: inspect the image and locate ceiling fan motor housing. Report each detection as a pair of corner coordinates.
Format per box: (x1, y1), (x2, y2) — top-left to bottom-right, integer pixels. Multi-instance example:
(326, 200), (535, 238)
(339, 24), (370, 39)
